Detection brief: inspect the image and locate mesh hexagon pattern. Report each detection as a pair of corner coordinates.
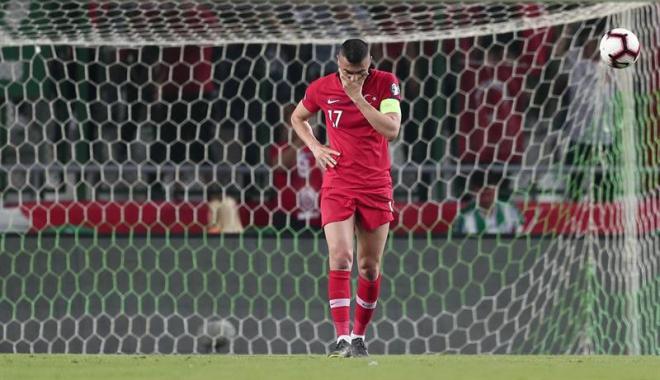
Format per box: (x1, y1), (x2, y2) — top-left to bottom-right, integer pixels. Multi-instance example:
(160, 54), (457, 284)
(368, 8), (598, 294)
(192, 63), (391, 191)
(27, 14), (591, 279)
(0, 1), (659, 354)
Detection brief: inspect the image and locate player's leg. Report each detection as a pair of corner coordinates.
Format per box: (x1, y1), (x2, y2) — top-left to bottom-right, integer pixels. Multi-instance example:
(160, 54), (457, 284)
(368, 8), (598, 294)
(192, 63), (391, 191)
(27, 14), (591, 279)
(321, 187), (357, 357)
(349, 189), (394, 357)
(351, 220), (389, 357)
(324, 216), (356, 357)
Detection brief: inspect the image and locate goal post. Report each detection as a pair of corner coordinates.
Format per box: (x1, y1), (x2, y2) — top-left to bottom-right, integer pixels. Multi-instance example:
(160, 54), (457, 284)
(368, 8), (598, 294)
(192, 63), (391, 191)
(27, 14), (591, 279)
(0, 1), (659, 354)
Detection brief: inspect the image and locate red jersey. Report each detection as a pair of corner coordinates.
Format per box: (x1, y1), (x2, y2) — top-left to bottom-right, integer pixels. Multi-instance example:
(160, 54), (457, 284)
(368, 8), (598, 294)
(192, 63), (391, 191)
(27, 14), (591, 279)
(301, 69), (400, 190)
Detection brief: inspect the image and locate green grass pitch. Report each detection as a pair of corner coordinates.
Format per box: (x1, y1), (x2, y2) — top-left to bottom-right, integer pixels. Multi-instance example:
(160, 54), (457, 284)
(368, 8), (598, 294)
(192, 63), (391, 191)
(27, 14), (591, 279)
(2, 355), (659, 380)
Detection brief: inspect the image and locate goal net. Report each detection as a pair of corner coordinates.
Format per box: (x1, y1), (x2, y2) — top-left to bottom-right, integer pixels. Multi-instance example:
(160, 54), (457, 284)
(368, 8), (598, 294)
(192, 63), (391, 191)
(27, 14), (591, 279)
(0, 1), (658, 354)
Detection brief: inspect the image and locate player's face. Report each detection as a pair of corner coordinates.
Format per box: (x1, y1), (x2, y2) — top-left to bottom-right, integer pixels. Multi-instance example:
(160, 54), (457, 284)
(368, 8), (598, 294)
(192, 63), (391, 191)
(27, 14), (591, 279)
(337, 54), (371, 81)
(477, 186), (497, 210)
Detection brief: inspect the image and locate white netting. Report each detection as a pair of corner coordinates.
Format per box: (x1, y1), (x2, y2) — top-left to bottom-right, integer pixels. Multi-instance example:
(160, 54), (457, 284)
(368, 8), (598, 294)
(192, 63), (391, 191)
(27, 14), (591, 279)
(0, 1), (648, 46)
(0, 1), (659, 354)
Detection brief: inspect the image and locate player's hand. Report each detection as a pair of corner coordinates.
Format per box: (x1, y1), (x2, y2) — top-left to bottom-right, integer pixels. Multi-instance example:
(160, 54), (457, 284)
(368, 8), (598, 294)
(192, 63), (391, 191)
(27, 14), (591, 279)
(311, 144), (341, 169)
(340, 73), (366, 103)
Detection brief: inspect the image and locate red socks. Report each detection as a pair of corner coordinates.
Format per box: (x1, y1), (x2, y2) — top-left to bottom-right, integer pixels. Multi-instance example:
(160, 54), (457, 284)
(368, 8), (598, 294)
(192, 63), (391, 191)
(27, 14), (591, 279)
(328, 270), (351, 338)
(328, 270), (382, 340)
(353, 274), (381, 337)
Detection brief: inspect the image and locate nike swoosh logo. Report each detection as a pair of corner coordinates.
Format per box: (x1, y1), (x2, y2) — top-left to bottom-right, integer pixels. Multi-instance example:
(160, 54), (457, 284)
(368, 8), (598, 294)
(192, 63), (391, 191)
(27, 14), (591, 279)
(327, 99), (340, 104)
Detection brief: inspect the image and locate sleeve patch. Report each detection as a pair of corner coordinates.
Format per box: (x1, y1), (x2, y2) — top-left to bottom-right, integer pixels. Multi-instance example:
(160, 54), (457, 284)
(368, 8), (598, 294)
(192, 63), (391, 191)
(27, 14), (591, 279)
(390, 83), (400, 97)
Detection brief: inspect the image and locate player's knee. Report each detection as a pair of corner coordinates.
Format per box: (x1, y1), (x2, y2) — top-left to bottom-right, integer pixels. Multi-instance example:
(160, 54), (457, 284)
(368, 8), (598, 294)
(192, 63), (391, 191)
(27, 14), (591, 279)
(358, 260), (380, 281)
(328, 247), (353, 270)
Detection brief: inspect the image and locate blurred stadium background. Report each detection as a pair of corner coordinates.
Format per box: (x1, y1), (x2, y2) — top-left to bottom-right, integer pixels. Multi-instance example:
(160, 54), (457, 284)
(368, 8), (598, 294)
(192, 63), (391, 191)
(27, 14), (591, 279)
(0, 0), (659, 355)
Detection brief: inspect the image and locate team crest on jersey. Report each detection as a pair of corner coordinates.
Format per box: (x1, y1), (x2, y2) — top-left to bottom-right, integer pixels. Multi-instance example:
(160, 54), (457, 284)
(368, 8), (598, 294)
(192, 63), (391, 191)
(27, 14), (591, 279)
(364, 94), (378, 104)
(390, 83), (400, 96)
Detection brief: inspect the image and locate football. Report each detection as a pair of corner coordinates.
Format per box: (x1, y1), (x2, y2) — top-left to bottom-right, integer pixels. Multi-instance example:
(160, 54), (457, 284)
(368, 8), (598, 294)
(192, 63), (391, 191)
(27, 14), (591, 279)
(196, 318), (237, 353)
(599, 28), (640, 68)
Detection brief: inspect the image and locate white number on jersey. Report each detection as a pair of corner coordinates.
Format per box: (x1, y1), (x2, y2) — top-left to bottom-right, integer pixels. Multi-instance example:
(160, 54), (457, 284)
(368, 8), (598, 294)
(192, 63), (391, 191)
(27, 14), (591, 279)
(327, 110), (343, 128)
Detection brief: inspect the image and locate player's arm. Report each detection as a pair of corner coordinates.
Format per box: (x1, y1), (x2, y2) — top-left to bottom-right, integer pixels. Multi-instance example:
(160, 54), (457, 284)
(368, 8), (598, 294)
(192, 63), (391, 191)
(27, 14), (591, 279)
(290, 102), (341, 169)
(354, 95), (401, 141)
(342, 74), (401, 141)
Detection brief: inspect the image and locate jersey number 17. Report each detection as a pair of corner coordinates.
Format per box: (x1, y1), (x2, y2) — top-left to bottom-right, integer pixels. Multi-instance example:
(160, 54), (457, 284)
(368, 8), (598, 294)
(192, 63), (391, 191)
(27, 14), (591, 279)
(327, 110), (343, 128)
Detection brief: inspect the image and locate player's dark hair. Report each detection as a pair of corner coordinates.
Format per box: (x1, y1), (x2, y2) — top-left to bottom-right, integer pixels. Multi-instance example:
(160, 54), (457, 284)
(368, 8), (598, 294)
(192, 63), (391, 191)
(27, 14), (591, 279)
(340, 39), (369, 64)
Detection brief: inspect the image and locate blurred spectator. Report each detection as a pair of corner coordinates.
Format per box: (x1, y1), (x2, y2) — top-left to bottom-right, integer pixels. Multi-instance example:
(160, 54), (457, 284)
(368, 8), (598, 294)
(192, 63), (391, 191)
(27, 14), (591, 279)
(563, 39), (618, 202)
(372, 40), (448, 201)
(455, 43), (524, 165)
(88, 3), (144, 163)
(270, 105), (323, 229)
(207, 196), (244, 234)
(449, 24), (554, 197)
(149, 3), (220, 196)
(154, 43), (218, 162)
(454, 171), (522, 234)
(0, 204), (30, 233)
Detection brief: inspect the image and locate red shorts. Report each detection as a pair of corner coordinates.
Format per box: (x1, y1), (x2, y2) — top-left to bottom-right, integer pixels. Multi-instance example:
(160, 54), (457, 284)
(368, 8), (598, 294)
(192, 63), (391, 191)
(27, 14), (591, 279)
(320, 187), (394, 231)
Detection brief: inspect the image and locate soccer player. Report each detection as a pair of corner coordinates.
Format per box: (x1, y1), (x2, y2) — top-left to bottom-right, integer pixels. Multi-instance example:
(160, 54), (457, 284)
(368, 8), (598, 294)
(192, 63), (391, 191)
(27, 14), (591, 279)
(290, 39), (402, 357)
